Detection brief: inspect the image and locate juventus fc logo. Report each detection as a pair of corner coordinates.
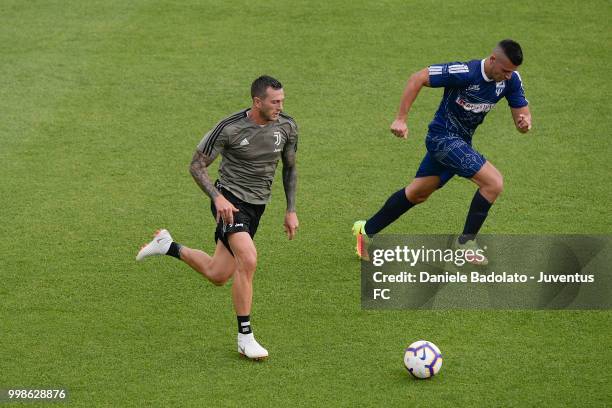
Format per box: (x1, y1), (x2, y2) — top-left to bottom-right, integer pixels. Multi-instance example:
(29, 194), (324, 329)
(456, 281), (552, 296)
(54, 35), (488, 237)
(273, 131), (281, 145)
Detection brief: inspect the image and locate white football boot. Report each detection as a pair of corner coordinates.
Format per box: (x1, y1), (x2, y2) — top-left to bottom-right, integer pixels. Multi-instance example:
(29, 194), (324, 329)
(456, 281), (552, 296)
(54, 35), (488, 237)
(136, 229), (173, 261)
(237, 333), (268, 360)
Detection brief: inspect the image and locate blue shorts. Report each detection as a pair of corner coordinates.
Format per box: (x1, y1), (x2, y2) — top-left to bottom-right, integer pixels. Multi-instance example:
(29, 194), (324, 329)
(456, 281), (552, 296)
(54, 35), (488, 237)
(415, 133), (486, 187)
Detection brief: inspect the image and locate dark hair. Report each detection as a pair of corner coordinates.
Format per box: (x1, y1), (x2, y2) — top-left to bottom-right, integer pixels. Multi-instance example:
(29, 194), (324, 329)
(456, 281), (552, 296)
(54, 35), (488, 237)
(251, 75), (283, 99)
(498, 39), (523, 66)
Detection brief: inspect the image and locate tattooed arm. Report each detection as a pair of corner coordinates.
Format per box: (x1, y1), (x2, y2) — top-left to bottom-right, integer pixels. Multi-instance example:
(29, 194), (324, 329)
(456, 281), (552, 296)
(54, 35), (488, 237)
(189, 150), (220, 199)
(189, 149), (239, 224)
(282, 146), (297, 212)
(282, 139), (299, 239)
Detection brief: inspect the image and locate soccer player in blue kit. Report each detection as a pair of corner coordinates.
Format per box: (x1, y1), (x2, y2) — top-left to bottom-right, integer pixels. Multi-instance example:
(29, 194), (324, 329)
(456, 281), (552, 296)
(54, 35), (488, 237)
(353, 40), (532, 264)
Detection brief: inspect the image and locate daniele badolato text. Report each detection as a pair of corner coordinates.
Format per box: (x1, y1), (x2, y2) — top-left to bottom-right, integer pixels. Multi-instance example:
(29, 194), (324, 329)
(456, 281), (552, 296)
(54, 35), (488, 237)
(372, 271), (595, 284)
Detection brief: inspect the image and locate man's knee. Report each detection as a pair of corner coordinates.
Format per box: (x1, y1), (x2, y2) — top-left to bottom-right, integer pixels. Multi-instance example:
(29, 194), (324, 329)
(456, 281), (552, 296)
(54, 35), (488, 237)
(210, 275), (230, 286)
(482, 174), (504, 198)
(237, 252), (257, 275)
(405, 186), (433, 204)
(228, 232), (258, 277)
(205, 251), (235, 286)
(490, 175), (504, 196)
(206, 263), (233, 286)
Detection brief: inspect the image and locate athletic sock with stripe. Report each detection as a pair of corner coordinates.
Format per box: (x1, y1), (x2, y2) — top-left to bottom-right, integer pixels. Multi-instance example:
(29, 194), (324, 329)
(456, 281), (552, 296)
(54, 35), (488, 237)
(237, 315), (252, 335)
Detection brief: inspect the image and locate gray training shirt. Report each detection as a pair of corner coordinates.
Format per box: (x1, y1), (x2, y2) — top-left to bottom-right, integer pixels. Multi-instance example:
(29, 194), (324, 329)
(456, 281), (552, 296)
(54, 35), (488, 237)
(197, 109), (298, 205)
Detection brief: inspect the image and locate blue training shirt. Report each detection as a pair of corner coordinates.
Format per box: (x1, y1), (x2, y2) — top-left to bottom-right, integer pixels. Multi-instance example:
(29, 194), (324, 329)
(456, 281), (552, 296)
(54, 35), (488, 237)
(427, 59), (528, 141)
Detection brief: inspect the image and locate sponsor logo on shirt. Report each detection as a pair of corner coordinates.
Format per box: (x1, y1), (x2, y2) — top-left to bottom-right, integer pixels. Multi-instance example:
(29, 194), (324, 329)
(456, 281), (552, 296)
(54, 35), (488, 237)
(467, 84), (480, 92)
(455, 97), (495, 113)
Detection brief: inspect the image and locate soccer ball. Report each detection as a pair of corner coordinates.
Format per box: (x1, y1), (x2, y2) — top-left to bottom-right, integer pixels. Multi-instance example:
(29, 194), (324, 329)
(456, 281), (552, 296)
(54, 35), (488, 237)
(403, 340), (443, 379)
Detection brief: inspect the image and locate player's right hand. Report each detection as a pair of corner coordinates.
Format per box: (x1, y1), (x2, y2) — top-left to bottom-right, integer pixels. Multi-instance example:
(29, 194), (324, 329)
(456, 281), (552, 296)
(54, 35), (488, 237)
(390, 119), (408, 139)
(214, 195), (239, 225)
(517, 114), (532, 132)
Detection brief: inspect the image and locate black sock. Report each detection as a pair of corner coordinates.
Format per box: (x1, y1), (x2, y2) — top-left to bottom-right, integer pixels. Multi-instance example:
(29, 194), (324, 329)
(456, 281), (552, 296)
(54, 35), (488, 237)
(459, 190), (493, 244)
(364, 188), (415, 236)
(237, 315), (252, 334)
(166, 242), (182, 259)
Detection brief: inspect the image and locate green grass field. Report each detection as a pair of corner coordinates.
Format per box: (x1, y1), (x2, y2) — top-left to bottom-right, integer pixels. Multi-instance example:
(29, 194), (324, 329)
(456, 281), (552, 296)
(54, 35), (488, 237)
(1, 0), (611, 406)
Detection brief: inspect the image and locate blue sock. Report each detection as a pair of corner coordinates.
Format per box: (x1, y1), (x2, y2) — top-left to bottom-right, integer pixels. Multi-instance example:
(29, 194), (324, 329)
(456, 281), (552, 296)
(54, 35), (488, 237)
(364, 188), (415, 236)
(459, 190), (493, 243)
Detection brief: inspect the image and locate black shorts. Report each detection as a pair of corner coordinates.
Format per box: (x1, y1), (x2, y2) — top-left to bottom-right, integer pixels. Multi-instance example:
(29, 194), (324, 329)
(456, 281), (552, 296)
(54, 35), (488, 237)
(210, 181), (266, 255)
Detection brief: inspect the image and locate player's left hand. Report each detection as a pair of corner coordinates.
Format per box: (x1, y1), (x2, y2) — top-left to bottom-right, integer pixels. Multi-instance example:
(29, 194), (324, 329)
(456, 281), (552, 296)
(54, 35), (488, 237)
(284, 212), (299, 240)
(390, 118), (409, 139)
(517, 114), (532, 133)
